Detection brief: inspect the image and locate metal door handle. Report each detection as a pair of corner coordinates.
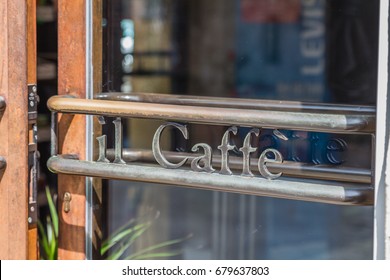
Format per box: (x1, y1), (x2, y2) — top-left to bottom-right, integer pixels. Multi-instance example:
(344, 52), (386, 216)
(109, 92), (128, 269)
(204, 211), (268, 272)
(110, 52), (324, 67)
(47, 95), (375, 134)
(97, 92), (376, 114)
(0, 96), (5, 113)
(0, 157), (6, 172)
(47, 94), (375, 206)
(105, 148), (372, 184)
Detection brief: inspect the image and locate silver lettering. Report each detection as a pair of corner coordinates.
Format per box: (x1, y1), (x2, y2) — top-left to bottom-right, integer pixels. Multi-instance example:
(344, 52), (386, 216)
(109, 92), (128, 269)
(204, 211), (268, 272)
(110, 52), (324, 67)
(96, 135), (109, 163)
(239, 128), (259, 176)
(113, 118), (125, 164)
(191, 143), (215, 173)
(217, 126), (238, 175)
(258, 149), (283, 180)
(152, 122), (189, 168)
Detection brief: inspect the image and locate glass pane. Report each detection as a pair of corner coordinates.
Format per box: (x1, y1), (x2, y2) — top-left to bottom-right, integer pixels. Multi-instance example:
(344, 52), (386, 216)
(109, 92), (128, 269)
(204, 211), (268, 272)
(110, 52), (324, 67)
(97, 0), (378, 259)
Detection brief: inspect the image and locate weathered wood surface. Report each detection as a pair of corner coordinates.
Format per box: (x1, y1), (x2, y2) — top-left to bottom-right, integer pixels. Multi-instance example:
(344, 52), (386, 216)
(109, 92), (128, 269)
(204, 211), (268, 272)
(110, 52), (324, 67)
(0, 0), (29, 260)
(27, 0), (38, 260)
(58, 0), (87, 260)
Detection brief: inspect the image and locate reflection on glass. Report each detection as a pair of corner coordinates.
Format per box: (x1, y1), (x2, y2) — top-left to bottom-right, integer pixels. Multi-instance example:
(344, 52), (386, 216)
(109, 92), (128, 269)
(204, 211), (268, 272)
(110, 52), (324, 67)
(100, 0), (378, 259)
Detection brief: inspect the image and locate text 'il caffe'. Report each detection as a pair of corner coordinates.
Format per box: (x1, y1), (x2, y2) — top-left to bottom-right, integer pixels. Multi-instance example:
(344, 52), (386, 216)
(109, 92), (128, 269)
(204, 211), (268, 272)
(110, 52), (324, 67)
(96, 118), (284, 180)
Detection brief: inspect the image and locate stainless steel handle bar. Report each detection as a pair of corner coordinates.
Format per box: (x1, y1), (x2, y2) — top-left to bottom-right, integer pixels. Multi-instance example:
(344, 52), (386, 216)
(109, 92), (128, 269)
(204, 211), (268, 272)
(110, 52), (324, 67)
(48, 95), (375, 134)
(47, 155), (373, 206)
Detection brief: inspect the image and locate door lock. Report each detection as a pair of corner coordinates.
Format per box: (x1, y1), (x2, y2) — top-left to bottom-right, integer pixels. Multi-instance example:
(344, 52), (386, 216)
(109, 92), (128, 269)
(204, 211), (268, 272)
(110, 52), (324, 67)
(63, 192), (72, 213)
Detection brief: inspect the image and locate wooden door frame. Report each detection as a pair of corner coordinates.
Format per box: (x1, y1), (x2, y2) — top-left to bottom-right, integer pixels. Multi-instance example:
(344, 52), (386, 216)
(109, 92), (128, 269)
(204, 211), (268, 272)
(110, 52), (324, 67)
(57, 0), (102, 260)
(57, 0), (88, 260)
(0, 0), (37, 260)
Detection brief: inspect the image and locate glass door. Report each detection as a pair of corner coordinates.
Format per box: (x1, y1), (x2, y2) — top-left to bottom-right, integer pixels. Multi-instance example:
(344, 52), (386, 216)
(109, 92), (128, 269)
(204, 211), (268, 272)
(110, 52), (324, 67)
(51, 0), (390, 260)
(99, 0), (377, 260)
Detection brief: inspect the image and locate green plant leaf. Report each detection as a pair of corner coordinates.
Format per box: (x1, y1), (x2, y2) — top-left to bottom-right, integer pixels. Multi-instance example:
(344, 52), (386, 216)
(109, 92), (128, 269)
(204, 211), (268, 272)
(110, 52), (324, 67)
(130, 251), (181, 260)
(46, 216), (54, 244)
(101, 223), (150, 256)
(48, 223), (58, 260)
(37, 220), (50, 260)
(106, 225), (150, 260)
(108, 218), (137, 238)
(45, 186), (58, 238)
(125, 236), (188, 260)
(101, 211), (190, 260)
(37, 186), (59, 260)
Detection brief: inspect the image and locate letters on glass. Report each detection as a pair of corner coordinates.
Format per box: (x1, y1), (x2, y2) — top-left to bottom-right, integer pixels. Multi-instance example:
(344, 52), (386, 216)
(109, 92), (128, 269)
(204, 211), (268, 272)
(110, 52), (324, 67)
(97, 120), (289, 180)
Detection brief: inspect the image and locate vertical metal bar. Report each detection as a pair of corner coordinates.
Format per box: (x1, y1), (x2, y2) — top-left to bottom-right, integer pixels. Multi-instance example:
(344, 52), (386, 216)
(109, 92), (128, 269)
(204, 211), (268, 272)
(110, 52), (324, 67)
(384, 127), (390, 259)
(85, 0), (93, 260)
(50, 112), (58, 156)
(374, 0), (389, 260)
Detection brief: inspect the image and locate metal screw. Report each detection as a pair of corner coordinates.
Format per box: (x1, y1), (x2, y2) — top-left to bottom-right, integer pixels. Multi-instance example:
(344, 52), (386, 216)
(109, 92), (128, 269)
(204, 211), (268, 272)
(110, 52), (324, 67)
(30, 206), (35, 212)
(28, 217), (32, 223)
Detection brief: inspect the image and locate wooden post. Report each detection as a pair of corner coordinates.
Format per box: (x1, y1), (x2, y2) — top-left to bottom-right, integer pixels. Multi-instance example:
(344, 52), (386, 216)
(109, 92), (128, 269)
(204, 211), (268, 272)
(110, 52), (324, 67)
(57, 0), (87, 260)
(27, 0), (38, 261)
(0, 0), (29, 259)
(57, 0), (103, 259)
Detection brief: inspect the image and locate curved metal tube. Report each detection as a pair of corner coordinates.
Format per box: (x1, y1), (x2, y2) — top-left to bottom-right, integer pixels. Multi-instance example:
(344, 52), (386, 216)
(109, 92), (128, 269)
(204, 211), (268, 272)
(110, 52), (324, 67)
(47, 96), (375, 134)
(0, 156), (6, 171)
(106, 149), (372, 184)
(0, 96), (5, 113)
(97, 92), (376, 114)
(47, 155), (373, 206)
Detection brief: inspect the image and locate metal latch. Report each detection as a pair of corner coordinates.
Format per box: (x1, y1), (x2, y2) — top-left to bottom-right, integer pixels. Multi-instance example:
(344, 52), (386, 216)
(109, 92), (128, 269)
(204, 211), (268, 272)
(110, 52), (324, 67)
(28, 143), (39, 226)
(28, 84), (38, 121)
(28, 84), (39, 227)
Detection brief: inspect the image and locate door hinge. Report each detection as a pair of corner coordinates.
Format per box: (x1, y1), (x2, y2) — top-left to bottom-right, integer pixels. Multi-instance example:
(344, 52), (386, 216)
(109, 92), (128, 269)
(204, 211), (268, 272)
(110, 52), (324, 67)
(28, 84), (38, 122)
(28, 84), (39, 227)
